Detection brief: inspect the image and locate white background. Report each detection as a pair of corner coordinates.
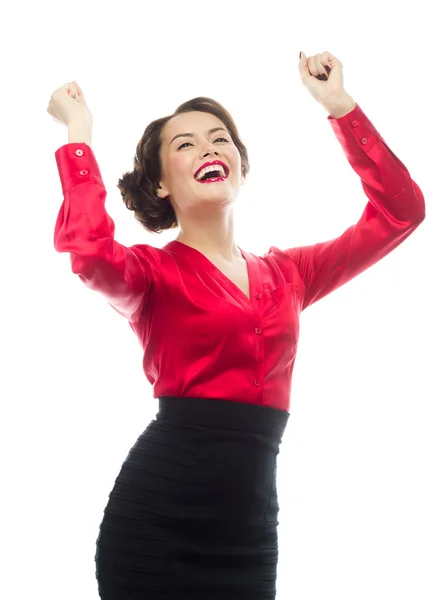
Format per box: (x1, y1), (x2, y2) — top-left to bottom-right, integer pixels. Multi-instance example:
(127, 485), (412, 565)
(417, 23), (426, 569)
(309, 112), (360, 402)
(2, 0), (447, 598)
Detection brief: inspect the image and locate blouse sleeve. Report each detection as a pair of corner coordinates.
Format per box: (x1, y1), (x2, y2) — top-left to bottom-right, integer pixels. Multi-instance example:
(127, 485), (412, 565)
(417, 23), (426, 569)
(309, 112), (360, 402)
(53, 143), (160, 322)
(281, 104), (425, 311)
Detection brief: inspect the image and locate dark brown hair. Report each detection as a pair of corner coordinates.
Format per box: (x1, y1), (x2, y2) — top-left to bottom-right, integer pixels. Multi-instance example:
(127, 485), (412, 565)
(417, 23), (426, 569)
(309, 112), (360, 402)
(117, 97), (250, 234)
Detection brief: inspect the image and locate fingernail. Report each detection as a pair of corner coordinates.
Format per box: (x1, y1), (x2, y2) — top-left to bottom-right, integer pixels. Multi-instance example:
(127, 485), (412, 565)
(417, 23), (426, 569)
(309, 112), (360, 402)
(299, 51), (302, 59)
(325, 65), (331, 73)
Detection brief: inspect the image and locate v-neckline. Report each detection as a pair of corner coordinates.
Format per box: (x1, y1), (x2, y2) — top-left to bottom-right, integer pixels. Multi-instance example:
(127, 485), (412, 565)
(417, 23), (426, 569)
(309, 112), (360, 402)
(170, 240), (252, 303)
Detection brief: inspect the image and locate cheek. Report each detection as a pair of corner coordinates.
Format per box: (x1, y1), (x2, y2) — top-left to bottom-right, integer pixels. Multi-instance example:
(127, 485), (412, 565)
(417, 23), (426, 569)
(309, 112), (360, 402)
(171, 154), (190, 174)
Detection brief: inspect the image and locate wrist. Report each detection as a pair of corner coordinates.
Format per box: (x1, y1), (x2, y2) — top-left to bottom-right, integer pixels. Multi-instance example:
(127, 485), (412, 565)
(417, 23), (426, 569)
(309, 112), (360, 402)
(322, 93), (356, 119)
(68, 121), (92, 147)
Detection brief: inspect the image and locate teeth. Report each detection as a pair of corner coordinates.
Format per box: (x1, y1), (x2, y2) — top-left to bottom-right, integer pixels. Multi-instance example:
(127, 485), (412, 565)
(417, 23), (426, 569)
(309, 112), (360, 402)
(195, 164), (226, 181)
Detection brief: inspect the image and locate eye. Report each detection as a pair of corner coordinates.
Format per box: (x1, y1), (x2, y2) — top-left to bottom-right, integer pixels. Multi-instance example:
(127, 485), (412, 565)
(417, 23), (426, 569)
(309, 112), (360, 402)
(177, 137), (229, 150)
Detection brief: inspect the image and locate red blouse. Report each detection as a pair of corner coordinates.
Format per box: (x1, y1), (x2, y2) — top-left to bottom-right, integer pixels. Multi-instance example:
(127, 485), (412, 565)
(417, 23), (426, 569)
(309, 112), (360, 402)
(54, 103), (425, 412)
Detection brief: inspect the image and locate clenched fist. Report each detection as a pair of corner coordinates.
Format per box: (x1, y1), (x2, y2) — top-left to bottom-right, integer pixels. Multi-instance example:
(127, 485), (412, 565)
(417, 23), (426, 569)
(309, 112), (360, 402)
(47, 81), (93, 132)
(298, 51), (347, 105)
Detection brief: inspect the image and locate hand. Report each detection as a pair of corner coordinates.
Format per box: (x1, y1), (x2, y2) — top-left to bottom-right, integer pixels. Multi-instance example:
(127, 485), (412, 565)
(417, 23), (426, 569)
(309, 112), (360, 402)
(298, 51), (346, 105)
(47, 81), (93, 131)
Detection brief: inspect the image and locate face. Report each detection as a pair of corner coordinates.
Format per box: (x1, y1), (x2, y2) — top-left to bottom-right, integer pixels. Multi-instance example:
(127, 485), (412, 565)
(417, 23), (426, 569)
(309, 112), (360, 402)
(156, 111), (245, 217)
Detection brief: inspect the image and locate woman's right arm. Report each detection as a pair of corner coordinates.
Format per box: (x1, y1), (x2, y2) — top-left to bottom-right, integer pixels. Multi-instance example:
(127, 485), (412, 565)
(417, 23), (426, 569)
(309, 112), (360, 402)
(54, 139), (160, 322)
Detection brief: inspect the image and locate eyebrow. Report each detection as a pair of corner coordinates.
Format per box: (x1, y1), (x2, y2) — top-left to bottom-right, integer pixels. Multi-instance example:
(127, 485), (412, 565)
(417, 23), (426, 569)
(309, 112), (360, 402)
(169, 127), (228, 146)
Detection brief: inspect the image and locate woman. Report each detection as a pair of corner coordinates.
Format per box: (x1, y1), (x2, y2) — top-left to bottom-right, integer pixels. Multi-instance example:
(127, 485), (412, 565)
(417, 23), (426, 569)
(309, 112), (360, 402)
(47, 50), (425, 599)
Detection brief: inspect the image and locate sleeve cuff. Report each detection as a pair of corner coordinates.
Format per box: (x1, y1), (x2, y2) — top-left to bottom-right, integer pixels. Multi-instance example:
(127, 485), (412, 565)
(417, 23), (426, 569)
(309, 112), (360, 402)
(55, 143), (105, 196)
(327, 103), (384, 155)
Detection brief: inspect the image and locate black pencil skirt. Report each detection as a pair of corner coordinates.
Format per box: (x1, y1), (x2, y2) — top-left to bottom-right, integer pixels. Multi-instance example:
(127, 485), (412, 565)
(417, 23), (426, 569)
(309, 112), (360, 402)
(94, 396), (290, 599)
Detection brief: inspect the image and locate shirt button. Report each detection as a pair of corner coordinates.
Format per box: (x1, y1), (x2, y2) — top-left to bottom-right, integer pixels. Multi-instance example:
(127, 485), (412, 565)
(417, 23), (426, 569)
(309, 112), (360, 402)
(75, 149), (84, 156)
(80, 169), (89, 176)
(351, 120), (358, 127)
(361, 137), (368, 144)
(255, 327), (262, 335)
(255, 293), (262, 300)
(254, 378), (261, 387)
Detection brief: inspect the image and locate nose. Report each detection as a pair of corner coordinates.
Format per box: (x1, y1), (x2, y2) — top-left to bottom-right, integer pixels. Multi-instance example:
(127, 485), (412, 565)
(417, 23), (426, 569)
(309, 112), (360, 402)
(203, 149), (219, 158)
(201, 140), (219, 158)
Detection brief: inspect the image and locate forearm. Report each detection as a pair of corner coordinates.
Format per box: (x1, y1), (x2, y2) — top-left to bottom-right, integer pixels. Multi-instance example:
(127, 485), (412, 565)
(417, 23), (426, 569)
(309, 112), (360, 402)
(68, 121), (92, 147)
(322, 93), (357, 119)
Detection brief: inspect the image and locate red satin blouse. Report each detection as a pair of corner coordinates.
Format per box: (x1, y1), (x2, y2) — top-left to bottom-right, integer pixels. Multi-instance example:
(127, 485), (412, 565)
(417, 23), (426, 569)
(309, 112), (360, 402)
(54, 103), (425, 411)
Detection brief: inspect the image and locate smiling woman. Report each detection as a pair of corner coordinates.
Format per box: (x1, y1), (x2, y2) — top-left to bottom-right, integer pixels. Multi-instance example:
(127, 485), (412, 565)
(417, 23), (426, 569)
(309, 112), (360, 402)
(117, 96), (250, 234)
(51, 69), (426, 600)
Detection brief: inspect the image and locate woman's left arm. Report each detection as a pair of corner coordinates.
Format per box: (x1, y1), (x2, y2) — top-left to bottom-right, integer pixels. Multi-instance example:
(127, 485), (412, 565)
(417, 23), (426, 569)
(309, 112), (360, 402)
(278, 51), (426, 311)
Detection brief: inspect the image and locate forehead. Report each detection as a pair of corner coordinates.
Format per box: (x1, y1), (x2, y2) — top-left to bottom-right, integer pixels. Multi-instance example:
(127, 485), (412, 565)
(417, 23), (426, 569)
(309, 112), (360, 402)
(163, 111), (227, 141)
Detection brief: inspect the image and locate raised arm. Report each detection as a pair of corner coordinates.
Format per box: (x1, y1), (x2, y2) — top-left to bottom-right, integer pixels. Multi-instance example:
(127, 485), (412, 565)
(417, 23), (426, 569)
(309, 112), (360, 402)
(48, 82), (161, 322)
(279, 103), (425, 311)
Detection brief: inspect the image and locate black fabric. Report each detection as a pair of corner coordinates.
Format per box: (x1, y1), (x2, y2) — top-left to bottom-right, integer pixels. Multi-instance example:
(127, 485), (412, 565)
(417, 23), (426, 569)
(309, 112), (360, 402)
(95, 396), (290, 599)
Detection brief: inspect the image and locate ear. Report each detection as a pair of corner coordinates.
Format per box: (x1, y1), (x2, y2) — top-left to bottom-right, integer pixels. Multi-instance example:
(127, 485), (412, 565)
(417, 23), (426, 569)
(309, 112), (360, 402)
(156, 183), (169, 199)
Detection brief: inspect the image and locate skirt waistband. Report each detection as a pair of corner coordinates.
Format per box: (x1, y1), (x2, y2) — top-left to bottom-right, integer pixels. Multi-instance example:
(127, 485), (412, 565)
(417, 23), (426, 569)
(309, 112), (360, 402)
(157, 396), (289, 438)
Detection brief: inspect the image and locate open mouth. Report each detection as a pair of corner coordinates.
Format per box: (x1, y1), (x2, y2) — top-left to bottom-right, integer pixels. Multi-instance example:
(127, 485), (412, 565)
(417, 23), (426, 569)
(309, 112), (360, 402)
(196, 173), (228, 184)
(194, 160), (230, 183)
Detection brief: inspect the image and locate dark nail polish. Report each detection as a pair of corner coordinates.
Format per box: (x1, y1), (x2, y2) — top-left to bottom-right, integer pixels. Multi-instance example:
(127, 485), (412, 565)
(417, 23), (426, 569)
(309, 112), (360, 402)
(325, 65), (331, 73)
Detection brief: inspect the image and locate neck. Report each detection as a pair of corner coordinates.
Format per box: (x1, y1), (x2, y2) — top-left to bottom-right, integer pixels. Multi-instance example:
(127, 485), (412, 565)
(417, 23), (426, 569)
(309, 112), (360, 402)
(175, 215), (242, 262)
